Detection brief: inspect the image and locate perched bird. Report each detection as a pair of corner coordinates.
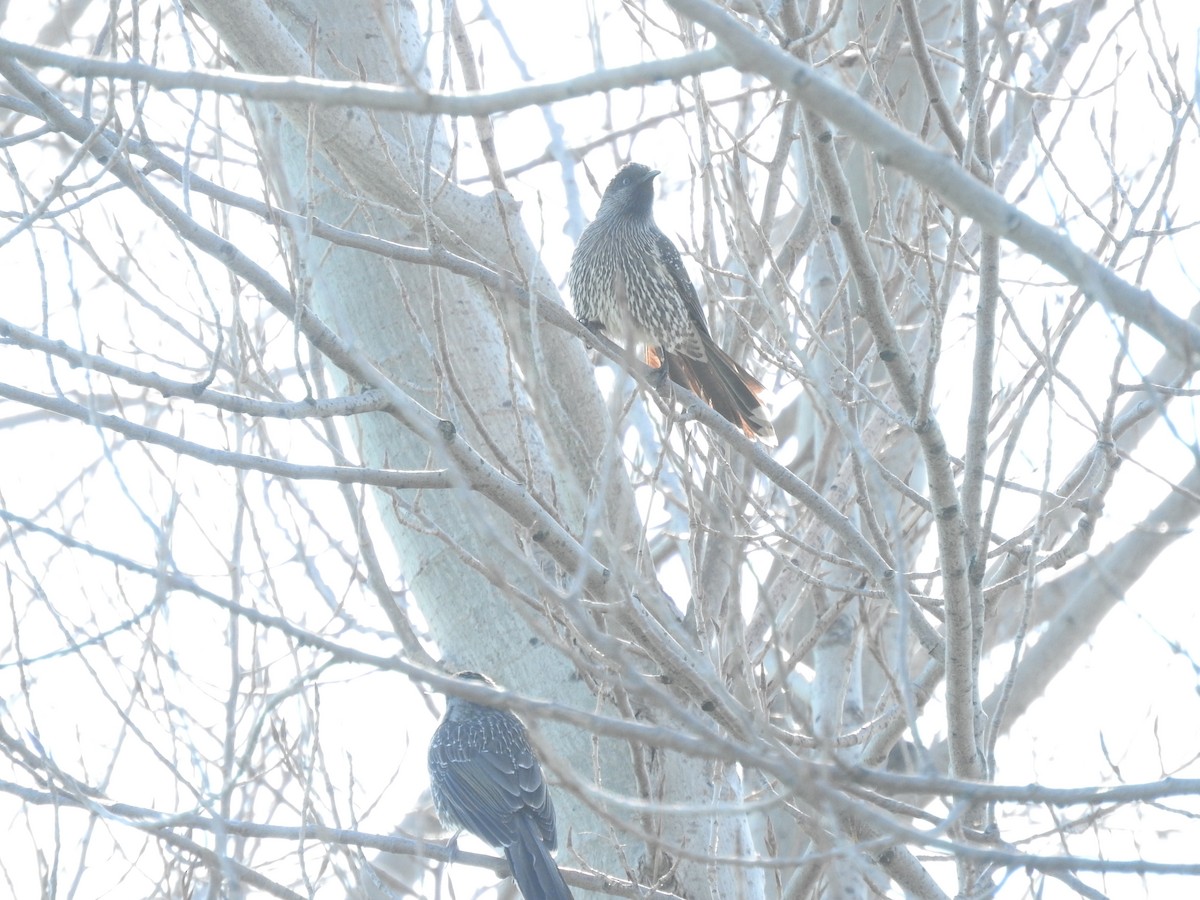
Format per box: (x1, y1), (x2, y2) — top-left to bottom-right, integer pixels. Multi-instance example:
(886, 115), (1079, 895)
(428, 671), (573, 900)
(568, 162), (774, 441)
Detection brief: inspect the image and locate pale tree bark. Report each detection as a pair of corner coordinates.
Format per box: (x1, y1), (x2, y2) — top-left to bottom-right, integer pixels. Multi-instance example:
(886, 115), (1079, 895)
(189, 0), (651, 890)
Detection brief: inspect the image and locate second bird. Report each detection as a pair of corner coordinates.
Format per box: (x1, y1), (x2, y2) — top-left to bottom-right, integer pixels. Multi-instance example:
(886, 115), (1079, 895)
(569, 162), (774, 441)
(428, 672), (573, 900)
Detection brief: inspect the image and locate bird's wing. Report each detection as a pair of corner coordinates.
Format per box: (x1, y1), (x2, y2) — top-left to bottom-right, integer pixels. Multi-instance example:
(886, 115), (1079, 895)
(430, 720), (557, 850)
(655, 229), (713, 342)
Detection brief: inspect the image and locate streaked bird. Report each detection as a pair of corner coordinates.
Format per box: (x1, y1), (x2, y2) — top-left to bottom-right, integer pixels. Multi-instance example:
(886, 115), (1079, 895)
(428, 671), (573, 900)
(569, 162), (774, 441)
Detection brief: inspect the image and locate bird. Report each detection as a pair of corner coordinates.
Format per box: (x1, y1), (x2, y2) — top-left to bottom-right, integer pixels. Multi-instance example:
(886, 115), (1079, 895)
(428, 671), (574, 900)
(568, 162), (774, 442)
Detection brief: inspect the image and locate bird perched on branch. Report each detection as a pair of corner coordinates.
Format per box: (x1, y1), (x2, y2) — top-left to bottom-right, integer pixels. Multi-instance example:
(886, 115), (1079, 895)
(428, 671), (573, 900)
(569, 162), (774, 442)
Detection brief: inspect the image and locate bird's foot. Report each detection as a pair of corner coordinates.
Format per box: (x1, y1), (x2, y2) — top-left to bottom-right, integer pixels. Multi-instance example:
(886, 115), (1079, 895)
(649, 361), (671, 395)
(577, 318), (604, 350)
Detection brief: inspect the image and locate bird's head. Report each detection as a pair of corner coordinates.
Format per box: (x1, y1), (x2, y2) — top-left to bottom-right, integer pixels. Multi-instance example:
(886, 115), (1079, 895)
(453, 670), (493, 685)
(596, 162), (660, 221)
(442, 670), (497, 718)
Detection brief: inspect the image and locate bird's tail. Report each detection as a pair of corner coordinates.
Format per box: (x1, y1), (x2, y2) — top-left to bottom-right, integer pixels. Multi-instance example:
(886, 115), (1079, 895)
(505, 819), (574, 900)
(655, 341), (775, 443)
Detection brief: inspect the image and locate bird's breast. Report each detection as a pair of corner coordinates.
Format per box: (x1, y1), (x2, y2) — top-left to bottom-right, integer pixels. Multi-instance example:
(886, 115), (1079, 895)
(570, 227), (693, 349)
